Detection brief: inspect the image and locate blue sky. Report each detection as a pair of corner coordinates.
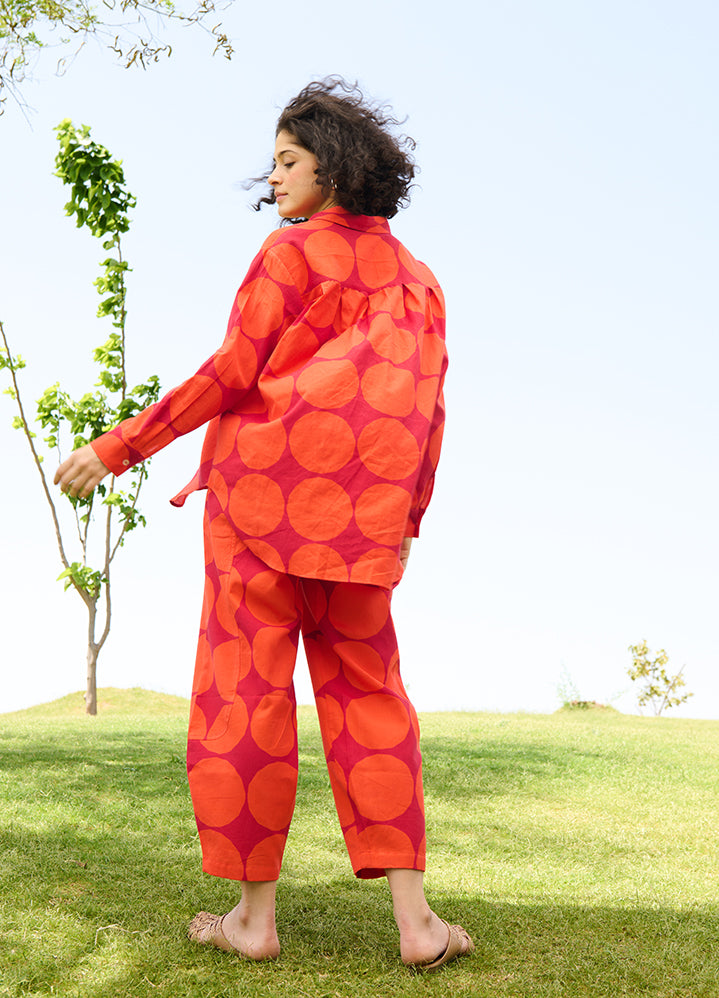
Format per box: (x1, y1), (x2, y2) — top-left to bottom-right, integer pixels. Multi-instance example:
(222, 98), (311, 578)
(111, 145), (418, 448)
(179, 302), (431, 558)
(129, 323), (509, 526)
(1, 1), (717, 716)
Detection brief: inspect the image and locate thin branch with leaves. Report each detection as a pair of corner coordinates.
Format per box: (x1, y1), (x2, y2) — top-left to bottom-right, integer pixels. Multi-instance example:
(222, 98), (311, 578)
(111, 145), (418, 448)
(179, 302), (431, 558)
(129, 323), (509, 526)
(0, 0), (234, 111)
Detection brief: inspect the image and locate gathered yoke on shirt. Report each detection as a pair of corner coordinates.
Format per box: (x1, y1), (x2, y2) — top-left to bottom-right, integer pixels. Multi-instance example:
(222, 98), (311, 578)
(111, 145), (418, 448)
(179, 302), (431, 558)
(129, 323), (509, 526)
(91, 206), (447, 590)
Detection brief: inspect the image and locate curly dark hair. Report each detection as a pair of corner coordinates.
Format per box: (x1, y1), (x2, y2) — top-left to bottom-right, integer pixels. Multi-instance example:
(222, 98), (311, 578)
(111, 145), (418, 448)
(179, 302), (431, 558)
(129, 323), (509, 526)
(252, 78), (416, 219)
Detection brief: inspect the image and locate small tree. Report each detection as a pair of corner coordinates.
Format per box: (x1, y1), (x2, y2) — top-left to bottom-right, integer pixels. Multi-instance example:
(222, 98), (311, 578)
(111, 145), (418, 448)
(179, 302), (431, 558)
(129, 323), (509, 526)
(627, 640), (693, 717)
(0, 119), (160, 714)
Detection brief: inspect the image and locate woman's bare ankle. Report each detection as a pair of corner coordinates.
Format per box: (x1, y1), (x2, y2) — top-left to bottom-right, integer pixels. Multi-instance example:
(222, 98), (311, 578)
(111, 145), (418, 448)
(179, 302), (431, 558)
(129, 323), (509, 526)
(385, 868), (450, 964)
(222, 881), (281, 960)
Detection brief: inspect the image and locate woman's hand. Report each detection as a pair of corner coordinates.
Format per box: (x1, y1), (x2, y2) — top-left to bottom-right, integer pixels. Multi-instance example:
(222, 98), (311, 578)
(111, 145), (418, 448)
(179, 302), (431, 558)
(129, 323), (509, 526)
(400, 536), (413, 571)
(54, 444), (111, 499)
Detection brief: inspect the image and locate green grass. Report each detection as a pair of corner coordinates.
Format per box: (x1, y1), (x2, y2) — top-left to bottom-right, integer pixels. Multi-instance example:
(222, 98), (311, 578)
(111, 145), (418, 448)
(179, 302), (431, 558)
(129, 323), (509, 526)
(1, 690), (718, 997)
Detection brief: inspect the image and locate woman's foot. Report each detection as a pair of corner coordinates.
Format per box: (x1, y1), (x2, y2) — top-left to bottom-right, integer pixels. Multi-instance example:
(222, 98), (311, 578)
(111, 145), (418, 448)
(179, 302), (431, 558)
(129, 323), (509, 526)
(396, 906), (474, 969)
(187, 909), (280, 960)
(188, 880), (280, 961)
(386, 868), (474, 970)
(222, 900), (281, 960)
(397, 907), (452, 965)
(406, 919), (475, 971)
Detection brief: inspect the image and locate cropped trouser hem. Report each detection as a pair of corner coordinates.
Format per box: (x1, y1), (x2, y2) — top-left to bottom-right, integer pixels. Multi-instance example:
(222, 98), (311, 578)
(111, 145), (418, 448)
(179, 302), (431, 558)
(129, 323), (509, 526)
(352, 845), (427, 881)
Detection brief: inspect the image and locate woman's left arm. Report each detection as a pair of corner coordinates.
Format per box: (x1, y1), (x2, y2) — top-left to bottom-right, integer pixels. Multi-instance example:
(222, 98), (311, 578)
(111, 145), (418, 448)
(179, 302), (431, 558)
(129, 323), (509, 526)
(74, 243), (302, 485)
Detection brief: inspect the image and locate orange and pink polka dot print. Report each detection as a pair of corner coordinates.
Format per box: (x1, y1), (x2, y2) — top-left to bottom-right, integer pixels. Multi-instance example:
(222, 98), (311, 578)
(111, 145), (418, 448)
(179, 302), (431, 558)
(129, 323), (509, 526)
(89, 206), (448, 883)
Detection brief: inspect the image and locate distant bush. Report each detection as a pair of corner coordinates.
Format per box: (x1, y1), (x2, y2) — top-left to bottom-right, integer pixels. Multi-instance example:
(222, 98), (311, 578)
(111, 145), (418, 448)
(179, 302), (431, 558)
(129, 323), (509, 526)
(627, 641), (693, 716)
(558, 700), (618, 713)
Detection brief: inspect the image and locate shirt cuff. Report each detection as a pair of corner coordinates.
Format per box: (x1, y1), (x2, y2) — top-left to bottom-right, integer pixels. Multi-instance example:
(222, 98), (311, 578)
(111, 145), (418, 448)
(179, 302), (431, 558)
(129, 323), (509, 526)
(91, 433), (134, 477)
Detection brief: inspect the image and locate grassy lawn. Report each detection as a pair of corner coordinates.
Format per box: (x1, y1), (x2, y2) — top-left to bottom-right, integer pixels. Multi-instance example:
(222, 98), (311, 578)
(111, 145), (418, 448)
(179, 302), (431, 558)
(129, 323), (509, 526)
(1, 689), (717, 997)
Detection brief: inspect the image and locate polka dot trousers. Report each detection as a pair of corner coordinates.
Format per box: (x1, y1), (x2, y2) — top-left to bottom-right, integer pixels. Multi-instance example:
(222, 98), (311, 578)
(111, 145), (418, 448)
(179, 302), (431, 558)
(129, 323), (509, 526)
(186, 512), (426, 881)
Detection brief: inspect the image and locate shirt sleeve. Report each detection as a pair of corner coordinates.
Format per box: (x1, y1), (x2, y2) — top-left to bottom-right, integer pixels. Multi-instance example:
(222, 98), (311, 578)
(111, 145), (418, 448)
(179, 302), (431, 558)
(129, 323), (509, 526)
(405, 384), (446, 537)
(91, 244), (303, 476)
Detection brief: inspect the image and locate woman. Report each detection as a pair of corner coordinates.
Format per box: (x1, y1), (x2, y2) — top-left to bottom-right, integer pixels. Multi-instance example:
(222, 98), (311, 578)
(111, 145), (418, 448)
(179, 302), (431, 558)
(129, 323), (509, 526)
(55, 79), (473, 971)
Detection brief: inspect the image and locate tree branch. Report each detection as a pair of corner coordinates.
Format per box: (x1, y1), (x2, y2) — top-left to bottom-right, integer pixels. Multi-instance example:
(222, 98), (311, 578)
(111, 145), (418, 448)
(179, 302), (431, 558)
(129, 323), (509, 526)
(97, 486), (113, 651)
(1, 320), (71, 573)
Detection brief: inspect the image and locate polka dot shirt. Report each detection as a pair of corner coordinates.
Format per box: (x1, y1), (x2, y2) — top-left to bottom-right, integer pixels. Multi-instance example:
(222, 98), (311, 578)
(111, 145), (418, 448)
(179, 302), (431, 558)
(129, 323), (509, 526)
(92, 207), (447, 590)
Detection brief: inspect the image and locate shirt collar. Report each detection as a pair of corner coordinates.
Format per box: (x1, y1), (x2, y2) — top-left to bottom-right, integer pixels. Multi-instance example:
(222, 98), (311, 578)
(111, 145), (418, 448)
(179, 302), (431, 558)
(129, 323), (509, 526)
(312, 205), (391, 235)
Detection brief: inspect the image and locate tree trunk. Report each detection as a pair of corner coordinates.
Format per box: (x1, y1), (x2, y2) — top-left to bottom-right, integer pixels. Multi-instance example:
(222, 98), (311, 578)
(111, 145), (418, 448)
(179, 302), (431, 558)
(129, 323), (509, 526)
(86, 600), (99, 715)
(86, 646), (98, 715)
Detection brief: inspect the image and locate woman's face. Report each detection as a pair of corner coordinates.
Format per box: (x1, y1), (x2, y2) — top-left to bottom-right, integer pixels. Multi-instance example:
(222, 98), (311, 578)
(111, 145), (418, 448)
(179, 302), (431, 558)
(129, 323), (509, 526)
(268, 130), (336, 219)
